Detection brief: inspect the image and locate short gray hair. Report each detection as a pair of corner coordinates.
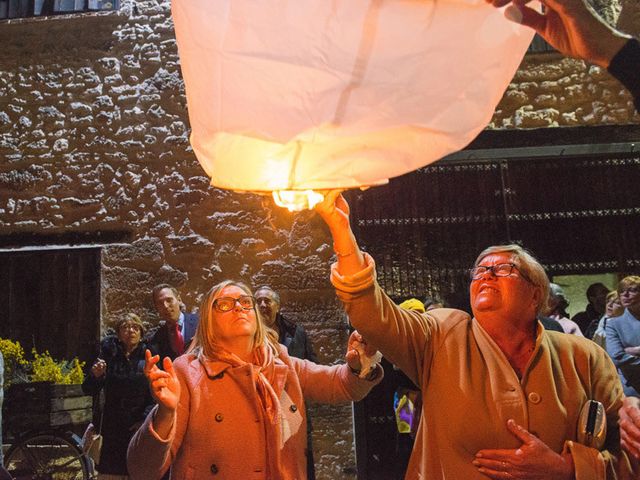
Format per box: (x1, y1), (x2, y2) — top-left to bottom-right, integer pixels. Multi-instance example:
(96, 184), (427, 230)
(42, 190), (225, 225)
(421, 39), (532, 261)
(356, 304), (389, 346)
(474, 244), (550, 315)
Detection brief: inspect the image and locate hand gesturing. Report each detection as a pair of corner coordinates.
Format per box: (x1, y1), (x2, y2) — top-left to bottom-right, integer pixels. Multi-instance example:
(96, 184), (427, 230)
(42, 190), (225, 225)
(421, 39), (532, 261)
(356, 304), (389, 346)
(144, 349), (180, 412)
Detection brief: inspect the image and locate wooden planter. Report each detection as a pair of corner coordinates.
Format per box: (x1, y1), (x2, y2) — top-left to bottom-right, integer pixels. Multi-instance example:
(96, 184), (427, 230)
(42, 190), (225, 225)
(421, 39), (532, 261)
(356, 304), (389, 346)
(3, 382), (92, 432)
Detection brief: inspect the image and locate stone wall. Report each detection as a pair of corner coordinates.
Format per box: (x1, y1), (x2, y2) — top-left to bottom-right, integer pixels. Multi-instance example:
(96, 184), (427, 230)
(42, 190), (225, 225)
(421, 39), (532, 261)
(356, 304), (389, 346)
(0, 1), (638, 478)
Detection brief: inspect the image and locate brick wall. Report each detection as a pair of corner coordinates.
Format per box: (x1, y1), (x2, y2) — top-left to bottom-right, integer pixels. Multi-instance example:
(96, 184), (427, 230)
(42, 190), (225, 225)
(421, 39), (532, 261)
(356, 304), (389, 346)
(0, 1), (638, 478)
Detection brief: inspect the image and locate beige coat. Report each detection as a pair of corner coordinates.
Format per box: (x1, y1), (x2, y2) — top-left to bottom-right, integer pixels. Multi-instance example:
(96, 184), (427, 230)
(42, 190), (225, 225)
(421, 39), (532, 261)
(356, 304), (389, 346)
(331, 254), (635, 480)
(127, 345), (380, 480)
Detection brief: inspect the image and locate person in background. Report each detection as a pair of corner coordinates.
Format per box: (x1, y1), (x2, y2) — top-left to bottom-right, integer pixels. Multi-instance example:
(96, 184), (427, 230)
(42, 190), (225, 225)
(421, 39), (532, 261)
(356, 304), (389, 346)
(254, 285), (319, 480)
(128, 280), (382, 480)
(570, 283), (610, 337)
(422, 296), (444, 311)
(394, 298), (425, 478)
(147, 284), (199, 361)
(605, 276), (640, 397)
(316, 190), (634, 479)
(589, 290), (624, 348)
(82, 313), (155, 479)
(486, 0), (639, 112)
(254, 286), (318, 363)
(548, 283), (584, 336)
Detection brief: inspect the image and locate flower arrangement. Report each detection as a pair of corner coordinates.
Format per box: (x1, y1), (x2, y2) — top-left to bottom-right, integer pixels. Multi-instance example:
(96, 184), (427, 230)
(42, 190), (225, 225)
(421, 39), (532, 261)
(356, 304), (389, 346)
(0, 338), (85, 387)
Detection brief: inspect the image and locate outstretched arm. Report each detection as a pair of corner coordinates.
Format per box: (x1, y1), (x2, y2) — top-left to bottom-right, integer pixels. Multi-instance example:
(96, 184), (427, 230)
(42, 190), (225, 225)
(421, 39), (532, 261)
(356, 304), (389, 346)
(487, 0), (630, 67)
(314, 190), (365, 277)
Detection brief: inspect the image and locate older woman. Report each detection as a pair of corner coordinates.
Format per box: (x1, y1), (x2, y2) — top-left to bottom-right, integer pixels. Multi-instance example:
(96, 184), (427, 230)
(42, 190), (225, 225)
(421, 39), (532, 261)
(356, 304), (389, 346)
(315, 191), (634, 480)
(82, 313), (154, 479)
(127, 280), (381, 480)
(606, 276), (640, 397)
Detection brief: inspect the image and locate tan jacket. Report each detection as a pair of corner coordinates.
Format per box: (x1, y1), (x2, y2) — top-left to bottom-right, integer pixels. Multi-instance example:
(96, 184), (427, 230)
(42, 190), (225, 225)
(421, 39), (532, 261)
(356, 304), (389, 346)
(127, 346), (380, 480)
(331, 254), (635, 480)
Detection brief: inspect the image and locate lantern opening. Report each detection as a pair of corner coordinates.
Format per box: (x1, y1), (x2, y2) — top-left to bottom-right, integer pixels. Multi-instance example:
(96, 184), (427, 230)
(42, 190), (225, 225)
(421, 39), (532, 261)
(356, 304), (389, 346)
(272, 190), (325, 212)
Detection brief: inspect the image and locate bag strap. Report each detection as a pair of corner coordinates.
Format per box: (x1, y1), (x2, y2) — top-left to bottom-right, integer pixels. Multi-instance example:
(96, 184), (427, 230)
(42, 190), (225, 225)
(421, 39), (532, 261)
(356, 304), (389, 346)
(97, 388), (105, 434)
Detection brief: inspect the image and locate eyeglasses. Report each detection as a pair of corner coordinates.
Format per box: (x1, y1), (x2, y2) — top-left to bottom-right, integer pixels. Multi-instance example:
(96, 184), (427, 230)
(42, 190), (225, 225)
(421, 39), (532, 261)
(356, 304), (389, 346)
(621, 286), (640, 295)
(469, 263), (527, 281)
(120, 324), (141, 332)
(212, 295), (255, 313)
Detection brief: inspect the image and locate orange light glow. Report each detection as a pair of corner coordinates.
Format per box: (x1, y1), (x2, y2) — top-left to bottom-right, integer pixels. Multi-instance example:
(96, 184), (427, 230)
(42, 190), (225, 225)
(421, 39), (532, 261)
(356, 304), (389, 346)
(272, 190), (325, 212)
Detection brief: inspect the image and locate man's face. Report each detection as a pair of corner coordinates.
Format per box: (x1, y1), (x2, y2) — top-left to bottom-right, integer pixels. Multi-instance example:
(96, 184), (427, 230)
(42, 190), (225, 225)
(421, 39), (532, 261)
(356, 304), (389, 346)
(589, 286), (609, 315)
(154, 288), (182, 323)
(254, 288), (280, 327)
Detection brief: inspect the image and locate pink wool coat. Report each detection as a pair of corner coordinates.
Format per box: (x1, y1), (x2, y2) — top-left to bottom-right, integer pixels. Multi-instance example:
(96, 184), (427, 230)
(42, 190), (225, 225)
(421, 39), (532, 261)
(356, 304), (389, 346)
(127, 346), (380, 480)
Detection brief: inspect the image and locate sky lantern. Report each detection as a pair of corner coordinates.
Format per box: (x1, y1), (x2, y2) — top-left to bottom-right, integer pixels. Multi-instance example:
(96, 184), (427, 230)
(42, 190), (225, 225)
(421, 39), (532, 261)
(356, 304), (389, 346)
(171, 0), (535, 210)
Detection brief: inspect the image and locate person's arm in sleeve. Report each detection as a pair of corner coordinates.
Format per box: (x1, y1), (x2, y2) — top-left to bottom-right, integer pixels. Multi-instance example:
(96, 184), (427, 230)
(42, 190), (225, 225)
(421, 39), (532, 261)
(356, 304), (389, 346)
(293, 331), (383, 403)
(486, 0), (638, 112)
(81, 343), (108, 396)
(315, 190), (461, 386)
(566, 347), (636, 480)
(127, 351), (189, 480)
(619, 396), (640, 470)
(605, 321), (640, 392)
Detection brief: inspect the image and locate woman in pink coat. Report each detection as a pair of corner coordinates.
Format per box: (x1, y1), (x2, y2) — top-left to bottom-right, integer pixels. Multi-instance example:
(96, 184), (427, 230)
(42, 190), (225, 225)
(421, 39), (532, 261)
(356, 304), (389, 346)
(127, 280), (382, 480)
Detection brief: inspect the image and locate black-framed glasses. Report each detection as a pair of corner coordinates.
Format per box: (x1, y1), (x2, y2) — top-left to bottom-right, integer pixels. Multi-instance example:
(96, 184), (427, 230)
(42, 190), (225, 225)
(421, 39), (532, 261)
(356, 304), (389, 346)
(212, 295), (255, 313)
(469, 263), (527, 281)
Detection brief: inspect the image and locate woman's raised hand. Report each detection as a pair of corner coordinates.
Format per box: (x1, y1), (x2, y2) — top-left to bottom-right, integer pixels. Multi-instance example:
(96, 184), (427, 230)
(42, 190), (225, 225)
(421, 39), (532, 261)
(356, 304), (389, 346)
(315, 190), (350, 236)
(144, 349), (180, 412)
(91, 358), (107, 378)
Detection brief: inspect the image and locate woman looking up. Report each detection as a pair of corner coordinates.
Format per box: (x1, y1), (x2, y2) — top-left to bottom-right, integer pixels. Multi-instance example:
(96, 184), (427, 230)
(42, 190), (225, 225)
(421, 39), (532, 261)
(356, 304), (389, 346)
(315, 190), (634, 480)
(128, 280), (381, 479)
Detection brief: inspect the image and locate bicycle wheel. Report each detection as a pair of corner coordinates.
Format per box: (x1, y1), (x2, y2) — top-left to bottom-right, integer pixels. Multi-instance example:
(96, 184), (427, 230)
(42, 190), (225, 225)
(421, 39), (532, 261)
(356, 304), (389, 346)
(4, 431), (92, 480)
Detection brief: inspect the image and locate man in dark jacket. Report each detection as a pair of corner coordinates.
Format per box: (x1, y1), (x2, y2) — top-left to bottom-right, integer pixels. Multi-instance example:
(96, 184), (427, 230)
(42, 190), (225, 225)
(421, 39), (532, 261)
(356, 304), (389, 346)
(571, 282), (609, 337)
(147, 284), (199, 360)
(254, 285), (318, 479)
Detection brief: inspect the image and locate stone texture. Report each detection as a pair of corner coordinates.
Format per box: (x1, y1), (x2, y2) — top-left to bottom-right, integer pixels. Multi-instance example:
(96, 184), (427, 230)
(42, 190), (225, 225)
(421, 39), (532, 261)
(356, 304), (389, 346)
(0, 1), (639, 478)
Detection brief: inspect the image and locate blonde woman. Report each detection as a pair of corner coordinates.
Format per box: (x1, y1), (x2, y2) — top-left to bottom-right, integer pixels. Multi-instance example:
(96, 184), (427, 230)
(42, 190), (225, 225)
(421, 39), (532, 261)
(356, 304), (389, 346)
(128, 280), (381, 479)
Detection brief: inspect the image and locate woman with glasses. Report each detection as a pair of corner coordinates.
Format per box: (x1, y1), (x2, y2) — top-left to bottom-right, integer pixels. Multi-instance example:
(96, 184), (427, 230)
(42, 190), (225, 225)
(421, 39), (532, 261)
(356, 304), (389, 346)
(606, 276), (640, 397)
(127, 280), (381, 480)
(82, 313), (155, 479)
(314, 191), (634, 480)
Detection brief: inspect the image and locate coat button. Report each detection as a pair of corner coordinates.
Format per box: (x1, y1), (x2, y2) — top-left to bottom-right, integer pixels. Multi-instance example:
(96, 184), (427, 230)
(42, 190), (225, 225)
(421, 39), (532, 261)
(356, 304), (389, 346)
(215, 413), (224, 422)
(528, 392), (541, 404)
(210, 464), (219, 474)
(290, 404), (298, 413)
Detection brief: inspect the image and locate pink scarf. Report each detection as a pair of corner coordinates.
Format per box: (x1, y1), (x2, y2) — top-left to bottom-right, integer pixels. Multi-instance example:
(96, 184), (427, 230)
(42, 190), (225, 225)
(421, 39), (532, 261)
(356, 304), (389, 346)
(208, 344), (285, 478)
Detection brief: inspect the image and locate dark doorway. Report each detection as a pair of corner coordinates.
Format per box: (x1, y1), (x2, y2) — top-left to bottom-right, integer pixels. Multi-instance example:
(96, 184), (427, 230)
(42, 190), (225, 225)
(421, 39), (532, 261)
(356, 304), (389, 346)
(0, 247), (101, 364)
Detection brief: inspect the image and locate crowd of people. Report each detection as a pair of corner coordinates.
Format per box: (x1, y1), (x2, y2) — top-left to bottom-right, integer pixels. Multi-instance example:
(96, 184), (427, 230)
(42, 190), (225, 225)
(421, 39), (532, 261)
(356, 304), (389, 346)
(1, 0), (639, 479)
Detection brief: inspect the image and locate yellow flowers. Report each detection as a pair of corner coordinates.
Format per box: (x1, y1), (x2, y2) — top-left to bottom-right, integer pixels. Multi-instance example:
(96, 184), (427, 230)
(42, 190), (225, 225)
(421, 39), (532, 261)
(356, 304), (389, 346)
(0, 338), (85, 386)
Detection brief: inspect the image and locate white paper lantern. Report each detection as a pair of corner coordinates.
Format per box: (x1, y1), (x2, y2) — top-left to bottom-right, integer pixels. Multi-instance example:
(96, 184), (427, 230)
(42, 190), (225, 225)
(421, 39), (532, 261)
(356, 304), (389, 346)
(172, 0), (534, 209)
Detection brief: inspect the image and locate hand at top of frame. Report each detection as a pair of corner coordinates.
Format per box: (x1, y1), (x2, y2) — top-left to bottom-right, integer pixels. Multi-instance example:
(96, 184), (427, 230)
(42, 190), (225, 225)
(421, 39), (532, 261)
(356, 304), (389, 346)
(486, 0), (630, 68)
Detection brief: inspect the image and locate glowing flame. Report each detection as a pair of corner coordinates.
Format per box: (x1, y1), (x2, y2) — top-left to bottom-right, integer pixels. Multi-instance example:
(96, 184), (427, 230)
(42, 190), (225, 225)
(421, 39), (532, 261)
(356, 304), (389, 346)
(272, 190), (325, 212)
